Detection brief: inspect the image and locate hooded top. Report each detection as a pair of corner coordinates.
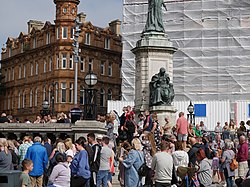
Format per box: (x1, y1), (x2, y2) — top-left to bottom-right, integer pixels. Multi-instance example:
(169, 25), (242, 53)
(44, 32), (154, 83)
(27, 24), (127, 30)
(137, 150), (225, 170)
(172, 150), (189, 169)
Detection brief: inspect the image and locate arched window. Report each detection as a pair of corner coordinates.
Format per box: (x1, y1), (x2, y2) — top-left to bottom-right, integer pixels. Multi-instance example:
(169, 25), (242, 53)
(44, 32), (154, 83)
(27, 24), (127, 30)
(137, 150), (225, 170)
(18, 91), (21, 108)
(80, 86), (85, 105)
(43, 86), (46, 101)
(48, 86), (52, 104)
(30, 90), (33, 107)
(35, 88), (38, 106)
(23, 91), (26, 108)
(55, 83), (58, 103)
(7, 94), (10, 110)
(108, 89), (112, 100)
(100, 89), (105, 107)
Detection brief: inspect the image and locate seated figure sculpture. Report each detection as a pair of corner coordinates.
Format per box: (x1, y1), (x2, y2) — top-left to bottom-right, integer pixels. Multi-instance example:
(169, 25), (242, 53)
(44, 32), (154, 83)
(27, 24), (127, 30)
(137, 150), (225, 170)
(150, 67), (174, 106)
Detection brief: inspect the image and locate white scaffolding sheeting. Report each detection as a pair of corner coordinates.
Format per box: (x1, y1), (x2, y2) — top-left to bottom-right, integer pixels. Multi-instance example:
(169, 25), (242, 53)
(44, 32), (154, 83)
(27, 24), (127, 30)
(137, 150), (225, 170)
(122, 0), (250, 101)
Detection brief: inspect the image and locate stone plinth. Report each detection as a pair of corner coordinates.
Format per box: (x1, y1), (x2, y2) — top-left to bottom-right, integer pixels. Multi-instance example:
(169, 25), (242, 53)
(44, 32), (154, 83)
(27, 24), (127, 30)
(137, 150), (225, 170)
(131, 32), (177, 112)
(150, 105), (177, 127)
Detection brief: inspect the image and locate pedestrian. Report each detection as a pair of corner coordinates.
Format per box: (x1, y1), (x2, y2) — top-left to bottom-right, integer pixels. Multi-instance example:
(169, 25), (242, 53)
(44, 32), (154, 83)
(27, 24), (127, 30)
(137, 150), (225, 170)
(0, 138), (12, 172)
(237, 135), (248, 180)
(176, 112), (189, 150)
(20, 159), (33, 187)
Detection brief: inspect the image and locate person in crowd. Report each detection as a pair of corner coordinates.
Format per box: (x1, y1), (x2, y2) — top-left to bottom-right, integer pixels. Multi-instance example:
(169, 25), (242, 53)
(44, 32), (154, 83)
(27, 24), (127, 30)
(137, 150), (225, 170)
(0, 112), (10, 123)
(229, 119), (236, 138)
(199, 121), (207, 133)
(202, 137), (212, 159)
(176, 112), (189, 150)
(188, 137), (202, 167)
(172, 141), (189, 181)
(7, 140), (19, 170)
(49, 141), (66, 170)
(162, 116), (172, 135)
(143, 110), (153, 133)
(64, 138), (75, 163)
(221, 141), (235, 187)
(105, 113), (116, 144)
(222, 123), (230, 140)
(123, 114), (136, 144)
(125, 105), (135, 120)
(196, 148), (213, 187)
(56, 112), (66, 123)
(107, 142), (115, 187)
(151, 112), (161, 150)
(96, 136), (113, 187)
(87, 133), (102, 187)
(193, 124), (202, 137)
(211, 151), (220, 183)
(70, 138), (91, 187)
(78, 136), (94, 169)
(237, 121), (247, 138)
(119, 138), (144, 187)
(237, 135), (249, 180)
(0, 138), (12, 172)
(47, 153), (70, 187)
(188, 123), (195, 138)
(43, 136), (52, 158)
(151, 142), (173, 187)
(110, 110), (120, 136)
(141, 132), (155, 186)
(211, 134), (225, 154)
(25, 136), (48, 187)
(20, 159), (33, 187)
(215, 121), (222, 133)
(137, 113), (145, 135)
(34, 116), (41, 123)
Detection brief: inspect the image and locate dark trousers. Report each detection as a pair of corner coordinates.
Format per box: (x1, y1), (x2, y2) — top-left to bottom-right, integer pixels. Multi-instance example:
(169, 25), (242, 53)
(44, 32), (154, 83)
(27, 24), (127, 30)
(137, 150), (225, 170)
(155, 182), (171, 187)
(70, 176), (88, 187)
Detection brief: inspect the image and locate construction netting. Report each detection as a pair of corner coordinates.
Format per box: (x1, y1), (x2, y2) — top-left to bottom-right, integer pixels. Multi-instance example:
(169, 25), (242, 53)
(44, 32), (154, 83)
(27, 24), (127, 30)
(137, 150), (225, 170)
(122, 0), (250, 102)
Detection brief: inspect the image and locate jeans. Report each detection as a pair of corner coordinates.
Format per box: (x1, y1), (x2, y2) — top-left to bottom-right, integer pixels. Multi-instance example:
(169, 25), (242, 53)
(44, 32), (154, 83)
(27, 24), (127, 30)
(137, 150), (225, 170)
(96, 170), (109, 187)
(224, 168), (233, 187)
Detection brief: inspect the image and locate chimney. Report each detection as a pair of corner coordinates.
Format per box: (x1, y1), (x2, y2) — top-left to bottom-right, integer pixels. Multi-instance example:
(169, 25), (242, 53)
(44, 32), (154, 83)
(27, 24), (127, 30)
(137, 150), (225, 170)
(27, 20), (44, 34)
(77, 12), (86, 23)
(109, 19), (121, 35)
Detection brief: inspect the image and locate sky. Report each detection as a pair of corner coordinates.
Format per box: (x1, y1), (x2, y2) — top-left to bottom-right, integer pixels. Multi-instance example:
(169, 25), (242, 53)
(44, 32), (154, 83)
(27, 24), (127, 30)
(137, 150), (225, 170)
(0, 0), (123, 48)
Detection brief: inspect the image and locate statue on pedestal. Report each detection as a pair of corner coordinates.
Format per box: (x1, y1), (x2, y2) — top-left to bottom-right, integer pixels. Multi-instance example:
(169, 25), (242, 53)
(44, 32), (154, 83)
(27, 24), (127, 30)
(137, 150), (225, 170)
(144, 0), (167, 33)
(150, 68), (174, 106)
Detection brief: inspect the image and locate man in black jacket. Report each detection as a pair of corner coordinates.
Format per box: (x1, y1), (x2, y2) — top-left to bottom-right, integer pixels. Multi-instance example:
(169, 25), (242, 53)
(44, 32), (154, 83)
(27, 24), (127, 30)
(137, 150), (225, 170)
(188, 137), (202, 167)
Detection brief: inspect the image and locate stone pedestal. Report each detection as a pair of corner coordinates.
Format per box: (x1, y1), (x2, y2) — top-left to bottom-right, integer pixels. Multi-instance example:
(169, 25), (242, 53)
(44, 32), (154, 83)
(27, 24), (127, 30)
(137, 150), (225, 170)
(131, 32), (177, 112)
(150, 105), (178, 127)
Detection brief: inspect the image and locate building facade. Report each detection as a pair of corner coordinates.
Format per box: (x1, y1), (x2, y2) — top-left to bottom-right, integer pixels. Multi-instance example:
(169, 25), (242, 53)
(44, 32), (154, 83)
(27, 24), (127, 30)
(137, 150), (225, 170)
(0, 0), (122, 121)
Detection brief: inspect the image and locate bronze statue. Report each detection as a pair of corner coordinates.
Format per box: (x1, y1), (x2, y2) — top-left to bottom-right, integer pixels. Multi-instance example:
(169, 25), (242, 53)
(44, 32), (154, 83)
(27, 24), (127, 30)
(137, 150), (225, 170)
(150, 67), (174, 106)
(144, 0), (167, 33)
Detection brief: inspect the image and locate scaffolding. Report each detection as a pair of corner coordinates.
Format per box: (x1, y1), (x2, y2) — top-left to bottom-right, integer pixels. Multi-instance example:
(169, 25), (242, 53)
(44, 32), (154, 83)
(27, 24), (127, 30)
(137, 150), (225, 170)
(122, 0), (250, 102)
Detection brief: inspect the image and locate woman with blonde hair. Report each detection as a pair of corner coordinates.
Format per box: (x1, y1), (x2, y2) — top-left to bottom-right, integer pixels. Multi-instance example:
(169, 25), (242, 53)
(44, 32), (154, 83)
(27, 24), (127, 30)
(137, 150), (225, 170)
(49, 141), (66, 173)
(0, 138), (12, 171)
(64, 138), (75, 163)
(7, 140), (19, 170)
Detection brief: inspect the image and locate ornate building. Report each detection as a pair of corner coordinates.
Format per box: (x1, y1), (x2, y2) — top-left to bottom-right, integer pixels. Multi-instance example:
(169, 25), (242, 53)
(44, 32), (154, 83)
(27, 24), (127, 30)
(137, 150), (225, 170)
(0, 0), (122, 121)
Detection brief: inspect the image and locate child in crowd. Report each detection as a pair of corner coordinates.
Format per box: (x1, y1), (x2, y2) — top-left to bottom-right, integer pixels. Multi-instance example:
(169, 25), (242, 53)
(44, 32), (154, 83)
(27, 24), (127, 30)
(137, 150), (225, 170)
(20, 159), (33, 187)
(211, 151), (220, 183)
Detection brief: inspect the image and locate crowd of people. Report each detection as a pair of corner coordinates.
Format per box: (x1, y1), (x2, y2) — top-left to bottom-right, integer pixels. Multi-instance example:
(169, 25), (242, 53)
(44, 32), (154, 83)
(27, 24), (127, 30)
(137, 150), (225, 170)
(1, 105), (250, 187)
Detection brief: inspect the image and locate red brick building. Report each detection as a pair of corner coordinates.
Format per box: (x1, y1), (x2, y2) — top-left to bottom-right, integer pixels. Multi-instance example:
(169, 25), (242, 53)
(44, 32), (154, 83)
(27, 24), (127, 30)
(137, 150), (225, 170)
(0, 0), (122, 121)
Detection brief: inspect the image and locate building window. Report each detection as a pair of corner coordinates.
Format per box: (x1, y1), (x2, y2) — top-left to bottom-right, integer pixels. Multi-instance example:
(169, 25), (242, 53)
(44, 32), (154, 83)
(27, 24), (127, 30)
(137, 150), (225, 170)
(80, 86), (85, 105)
(18, 92), (21, 109)
(49, 57), (52, 71)
(56, 55), (60, 69)
(7, 95), (10, 110)
(108, 63), (112, 76)
(44, 60), (47, 73)
(4, 69), (7, 82)
(43, 86), (46, 101)
(63, 7), (67, 13)
(36, 62), (39, 75)
(104, 38), (110, 49)
(21, 42), (24, 53)
(88, 58), (93, 71)
(9, 46), (12, 57)
(80, 57), (85, 72)
(33, 36), (37, 48)
(8, 68), (11, 81)
(30, 63), (33, 76)
(19, 65), (22, 79)
(23, 65), (26, 78)
(48, 86), (52, 104)
(56, 27), (60, 39)
(69, 55), (73, 69)
(62, 27), (68, 39)
(30, 90), (33, 107)
(11, 95), (14, 109)
(12, 68), (14, 80)
(23, 91), (26, 108)
(69, 83), (73, 103)
(108, 89), (112, 100)
(70, 28), (74, 39)
(55, 83), (58, 103)
(61, 82), (66, 103)
(35, 88), (38, 106)
(100, 61), (105, 75)
(71, 8), (75, 14)
(62, 53), (67, 69)
(85, 33), (90, 45)
(100, 89), (105, 107)
(46, 32), (50, 44)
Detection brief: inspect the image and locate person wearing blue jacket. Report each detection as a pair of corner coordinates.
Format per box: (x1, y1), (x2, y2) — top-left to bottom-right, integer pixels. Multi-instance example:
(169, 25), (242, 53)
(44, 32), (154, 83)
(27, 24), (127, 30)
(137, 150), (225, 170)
(25, 136), (48, 187)
(70, 138), (91, 187)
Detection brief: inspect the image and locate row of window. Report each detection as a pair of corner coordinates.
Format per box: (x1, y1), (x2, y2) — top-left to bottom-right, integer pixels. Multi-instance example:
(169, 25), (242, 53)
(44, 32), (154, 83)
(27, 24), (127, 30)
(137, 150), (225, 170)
(4, 85), (113, 110)
(4, 56), (113, 82)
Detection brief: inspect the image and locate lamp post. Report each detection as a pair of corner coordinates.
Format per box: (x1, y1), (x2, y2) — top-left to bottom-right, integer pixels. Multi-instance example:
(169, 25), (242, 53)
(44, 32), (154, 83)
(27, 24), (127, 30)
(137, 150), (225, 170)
(187, 101), (195, 125)
(40, 100), (50, 117)
(84, 70), (98, 120)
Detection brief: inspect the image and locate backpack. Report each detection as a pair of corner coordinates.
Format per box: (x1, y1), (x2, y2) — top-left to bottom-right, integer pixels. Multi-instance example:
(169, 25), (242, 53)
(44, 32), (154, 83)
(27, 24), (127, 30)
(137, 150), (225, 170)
(230, 157), (238, 171)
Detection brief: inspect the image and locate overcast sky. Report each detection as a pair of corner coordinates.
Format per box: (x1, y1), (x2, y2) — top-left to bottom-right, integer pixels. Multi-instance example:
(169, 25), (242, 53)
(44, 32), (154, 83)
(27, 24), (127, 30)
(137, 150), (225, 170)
(0, 0), (123, 48)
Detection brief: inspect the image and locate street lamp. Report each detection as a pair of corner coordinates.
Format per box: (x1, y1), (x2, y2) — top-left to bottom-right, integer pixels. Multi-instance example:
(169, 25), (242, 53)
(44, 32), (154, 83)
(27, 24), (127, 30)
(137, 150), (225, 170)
(40, 100), (50, 117)
(187, 101), (195, 125)
(84, 70), (97, 120)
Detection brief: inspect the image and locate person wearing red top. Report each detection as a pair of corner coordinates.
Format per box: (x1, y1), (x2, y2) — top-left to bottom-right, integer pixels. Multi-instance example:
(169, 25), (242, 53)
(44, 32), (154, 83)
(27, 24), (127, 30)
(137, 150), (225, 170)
(176, 112), (189, 150)
(237, 135), (249, 179)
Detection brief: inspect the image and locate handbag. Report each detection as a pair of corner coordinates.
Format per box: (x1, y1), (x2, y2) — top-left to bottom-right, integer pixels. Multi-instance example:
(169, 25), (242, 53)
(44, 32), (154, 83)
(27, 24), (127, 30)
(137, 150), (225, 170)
(136, 151), (147, 177)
